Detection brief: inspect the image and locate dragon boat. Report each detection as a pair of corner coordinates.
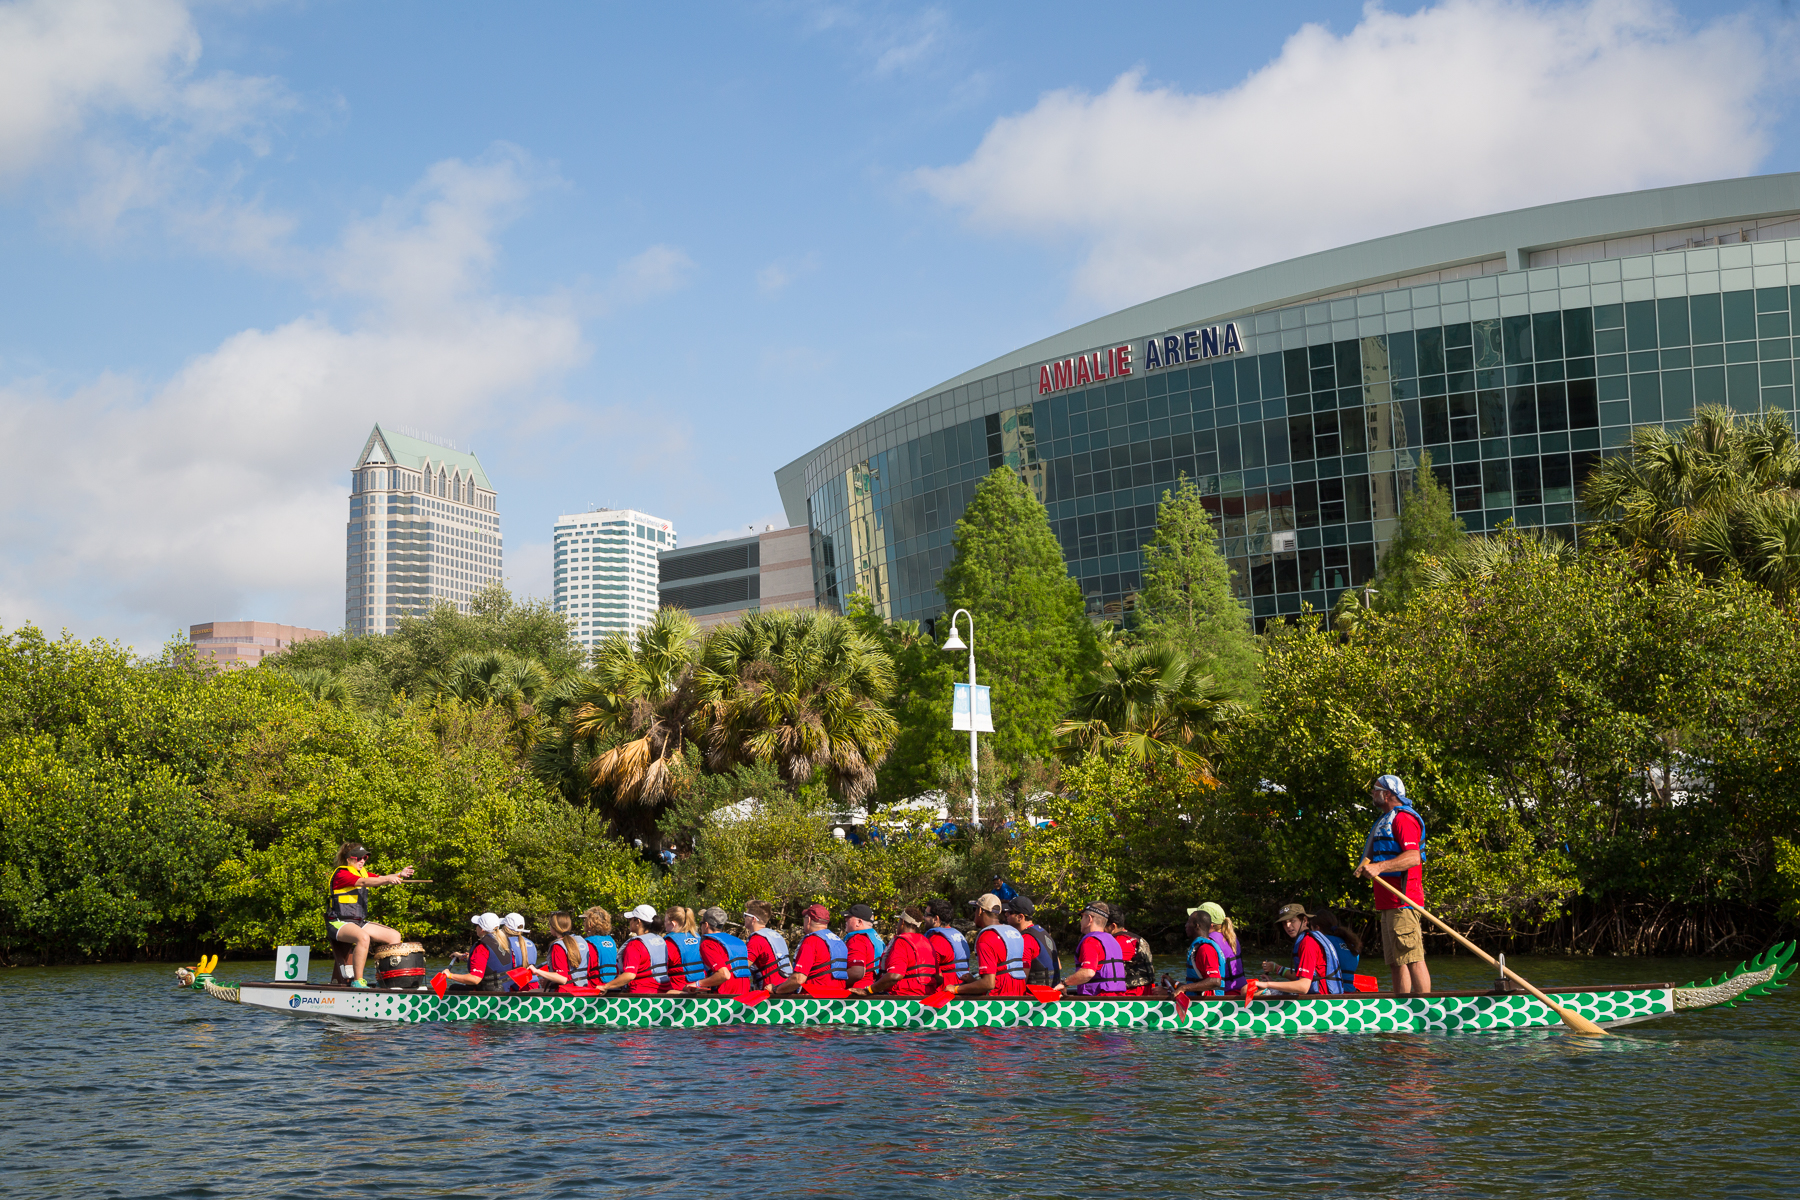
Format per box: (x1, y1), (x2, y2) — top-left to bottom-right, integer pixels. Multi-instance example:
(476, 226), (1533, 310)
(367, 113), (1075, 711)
(193, 942), (1794, 1036)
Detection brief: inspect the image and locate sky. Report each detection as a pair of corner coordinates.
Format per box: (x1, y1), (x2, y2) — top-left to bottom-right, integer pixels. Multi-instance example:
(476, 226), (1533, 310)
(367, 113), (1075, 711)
(1, 0), (1795, 652)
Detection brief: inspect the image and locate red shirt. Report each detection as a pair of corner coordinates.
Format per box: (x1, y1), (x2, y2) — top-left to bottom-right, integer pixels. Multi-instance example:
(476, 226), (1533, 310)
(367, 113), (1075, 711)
(1372, 809), (1426, 910)
(925, 927), (963, 988)
(466, 942), (491, 981)
(696, 937), (748, 994)
(1190, 939), (1222, 985)
(1076, 934), (1107, 974)
(791, 933), (839, 985)
(746, 931), (787, 988)
(548, 941), (574, 981)
(618, 938), (663, 994)
(881, 932), (939, 996)
(329, 866), (367, 894)
(844, 929), (881, 988)
(1294, 933), (1329, 992)
(973, 926), (1027, 997)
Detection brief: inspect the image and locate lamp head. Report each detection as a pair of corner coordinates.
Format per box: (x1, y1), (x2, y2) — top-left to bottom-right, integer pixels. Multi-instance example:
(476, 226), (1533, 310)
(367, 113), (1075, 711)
(942, 628), (966, 652)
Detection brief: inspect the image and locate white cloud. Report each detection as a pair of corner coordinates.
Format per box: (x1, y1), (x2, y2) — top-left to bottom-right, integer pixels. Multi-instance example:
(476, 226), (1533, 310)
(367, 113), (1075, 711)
(605, 243), (697, 307)
(917, 0), (1774, 308)
(0, 0), (297, 253)
(0, 154), (591, 649)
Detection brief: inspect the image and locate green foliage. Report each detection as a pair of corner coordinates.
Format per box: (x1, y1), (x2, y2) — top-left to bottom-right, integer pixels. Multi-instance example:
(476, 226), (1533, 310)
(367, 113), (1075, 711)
(1583, 405), (1800, 601)
(1372, 450), (1468, 610)
(1135, 474), (1260, 700)
(938, 467), (1099, 763)
(1055, 642), (1240, 783)
(272, 585), (584, 706)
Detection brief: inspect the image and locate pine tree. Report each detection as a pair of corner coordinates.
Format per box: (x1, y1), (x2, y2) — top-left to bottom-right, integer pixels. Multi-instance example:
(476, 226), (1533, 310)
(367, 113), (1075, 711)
(1133, 474), (1260, 700)
(937, 468), (1099, 763)
(1373, 450), (1468, 610)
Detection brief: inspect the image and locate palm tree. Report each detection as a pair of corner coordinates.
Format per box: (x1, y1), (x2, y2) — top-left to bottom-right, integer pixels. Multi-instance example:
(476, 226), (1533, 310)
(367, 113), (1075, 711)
(287, 667), (349, 707)
(567, 607), (706, 826)
(1054, 642), (1240, 784)
(698, 609), (898, 803)
(1420, 524), (1578, 588)
(1583, 405), (1800, 601)
(423, 650), (551, 712)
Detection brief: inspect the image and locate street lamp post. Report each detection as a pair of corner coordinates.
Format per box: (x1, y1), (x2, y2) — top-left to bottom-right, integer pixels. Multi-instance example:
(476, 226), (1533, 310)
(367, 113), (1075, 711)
(942, 608), (978, 830)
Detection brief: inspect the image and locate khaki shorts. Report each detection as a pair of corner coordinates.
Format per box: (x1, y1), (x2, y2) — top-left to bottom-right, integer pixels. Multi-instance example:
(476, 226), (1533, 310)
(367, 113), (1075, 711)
(1381, 907), (1424, 966)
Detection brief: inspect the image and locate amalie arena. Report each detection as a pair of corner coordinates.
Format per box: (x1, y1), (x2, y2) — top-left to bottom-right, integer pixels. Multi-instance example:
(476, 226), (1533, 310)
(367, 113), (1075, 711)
(775, 173), (1800, 627)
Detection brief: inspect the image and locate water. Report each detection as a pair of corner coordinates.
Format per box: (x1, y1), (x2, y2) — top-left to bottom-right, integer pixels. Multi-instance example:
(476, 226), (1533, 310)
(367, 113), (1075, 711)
(2, 953), (1793, 1199)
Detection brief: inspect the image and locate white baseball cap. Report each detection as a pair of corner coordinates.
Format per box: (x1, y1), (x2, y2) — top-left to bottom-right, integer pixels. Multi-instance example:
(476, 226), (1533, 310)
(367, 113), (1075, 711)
(624, 904), (658, 923)
(503, 912), (528, 931)
(471, 913), (502, 932)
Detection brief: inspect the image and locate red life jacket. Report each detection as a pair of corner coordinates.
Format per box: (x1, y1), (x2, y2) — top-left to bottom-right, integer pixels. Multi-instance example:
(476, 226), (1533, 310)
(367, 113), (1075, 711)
(883, 930), (942, 995)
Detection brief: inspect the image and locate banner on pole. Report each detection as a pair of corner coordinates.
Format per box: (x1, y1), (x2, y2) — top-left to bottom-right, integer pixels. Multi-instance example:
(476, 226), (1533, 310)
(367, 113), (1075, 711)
(952, 683), (994, 732)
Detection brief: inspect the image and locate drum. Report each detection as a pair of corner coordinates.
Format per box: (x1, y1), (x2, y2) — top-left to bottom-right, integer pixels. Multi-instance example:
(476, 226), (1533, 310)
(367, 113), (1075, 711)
(374, 942), (428, 989)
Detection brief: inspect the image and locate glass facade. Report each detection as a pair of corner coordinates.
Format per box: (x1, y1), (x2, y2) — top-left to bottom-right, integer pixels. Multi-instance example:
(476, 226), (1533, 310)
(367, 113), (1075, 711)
(804, 240), (1800, 626)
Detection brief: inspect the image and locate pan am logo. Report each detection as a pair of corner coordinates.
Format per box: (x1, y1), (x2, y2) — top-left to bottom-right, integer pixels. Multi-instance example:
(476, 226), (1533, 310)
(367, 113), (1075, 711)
(288, 994), (337, 1008)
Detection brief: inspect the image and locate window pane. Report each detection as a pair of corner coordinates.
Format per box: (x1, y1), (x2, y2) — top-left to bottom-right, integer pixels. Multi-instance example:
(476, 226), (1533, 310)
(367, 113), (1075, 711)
(1690, 293), (1724, 345)
(1417, 327), (1445, 375)
(1626, 300), (1658, 351)
(1657, 297), (1690, 347)
(1563, 308), (1595, 357)
(1723, 290), (1756, 341)
(1479, 389), (1507, 437)
(1502, 314), (1533, 363)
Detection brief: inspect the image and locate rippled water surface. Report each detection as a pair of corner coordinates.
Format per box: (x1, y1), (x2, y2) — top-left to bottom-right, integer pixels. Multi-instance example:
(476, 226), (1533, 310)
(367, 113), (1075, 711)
(2, 953), (1793, 1199)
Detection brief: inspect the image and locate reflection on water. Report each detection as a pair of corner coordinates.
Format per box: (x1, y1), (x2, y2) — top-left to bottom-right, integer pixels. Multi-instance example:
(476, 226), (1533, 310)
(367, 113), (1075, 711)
(0, 955), (1792, 1198)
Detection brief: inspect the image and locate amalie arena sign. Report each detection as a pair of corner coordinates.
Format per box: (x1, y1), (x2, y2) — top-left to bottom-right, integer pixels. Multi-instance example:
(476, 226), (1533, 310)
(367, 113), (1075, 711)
(1038, 320), (1245, 395)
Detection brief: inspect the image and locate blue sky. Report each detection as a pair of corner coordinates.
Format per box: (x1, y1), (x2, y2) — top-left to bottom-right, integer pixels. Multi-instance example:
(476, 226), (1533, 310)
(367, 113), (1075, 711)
(0, 0), (1791, 650)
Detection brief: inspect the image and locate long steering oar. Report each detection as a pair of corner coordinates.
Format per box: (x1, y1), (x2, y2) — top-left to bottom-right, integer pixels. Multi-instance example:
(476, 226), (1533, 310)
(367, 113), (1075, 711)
(1369, 874), (1607, 1037)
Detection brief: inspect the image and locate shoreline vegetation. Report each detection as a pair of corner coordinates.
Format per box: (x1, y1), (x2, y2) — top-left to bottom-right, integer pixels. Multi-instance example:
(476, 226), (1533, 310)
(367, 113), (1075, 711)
(5, 407), (1799, 966)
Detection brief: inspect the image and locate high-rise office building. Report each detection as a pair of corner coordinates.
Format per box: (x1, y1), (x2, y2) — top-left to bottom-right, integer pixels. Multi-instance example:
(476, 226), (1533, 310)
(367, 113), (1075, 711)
(348, 424), (502, 634)
(552, 508), (675, 645)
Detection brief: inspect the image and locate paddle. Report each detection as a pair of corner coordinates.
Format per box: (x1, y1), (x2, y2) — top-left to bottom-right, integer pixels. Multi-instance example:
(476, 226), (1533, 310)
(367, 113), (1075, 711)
(918, 987), (956, 1009)
(430, 971), (449, 999)
(1368, 874), (1607, 1037)
(1025, 984), (1062, 1004)
(505, 966), (537, 989)
(1173, 989), (1192, 1017)
(735, 989), (771, 1007)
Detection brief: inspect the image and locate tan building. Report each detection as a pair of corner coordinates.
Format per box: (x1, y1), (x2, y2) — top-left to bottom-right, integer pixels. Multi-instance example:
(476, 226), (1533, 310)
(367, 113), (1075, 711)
(189, 621), (327, 668)
(657, 525), (815, 629)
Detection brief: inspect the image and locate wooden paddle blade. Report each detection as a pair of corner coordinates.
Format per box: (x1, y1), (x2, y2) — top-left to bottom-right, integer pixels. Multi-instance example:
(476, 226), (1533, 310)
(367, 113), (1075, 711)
(735, 990), (771, 1007)
(1173, 990), (1192, 1016)
(918, 989), (955, 1009)
(430, 972), (448, 999)
(1025, 985), (1062, 1004)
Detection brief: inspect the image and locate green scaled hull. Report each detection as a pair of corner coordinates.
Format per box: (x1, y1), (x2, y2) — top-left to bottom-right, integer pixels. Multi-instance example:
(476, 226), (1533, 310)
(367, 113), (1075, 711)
(204, 941), (1793, 1036)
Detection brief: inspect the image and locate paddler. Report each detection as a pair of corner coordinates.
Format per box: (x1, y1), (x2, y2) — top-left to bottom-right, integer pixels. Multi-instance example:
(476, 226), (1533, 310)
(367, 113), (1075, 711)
(501, 913), (540, 990)
(1057, 902), (1127, 996)
(443, 912), (510, 991)
(949, 892), (1028, 997)
(325, 842), (415, 988)
(1354, 773), (1432, 994)
(865, 906), (940, 996)
(1003, 895), (1061, 985)
(530, 911), (587, 992)
(773, 903), (849, 995)
(661, 906), (705, 990)
(740, 901), (793, 989)
(841, 904), (884, 990)
(1104, 905), (1156, 994)
(1175, 906), (1245, 996)
(920, 898), (969, 989)
(598, 904), (668, 994)
(684, 906), (754, 994)
(1259, 903), (1344, 995)
(580, 907), (620, 988)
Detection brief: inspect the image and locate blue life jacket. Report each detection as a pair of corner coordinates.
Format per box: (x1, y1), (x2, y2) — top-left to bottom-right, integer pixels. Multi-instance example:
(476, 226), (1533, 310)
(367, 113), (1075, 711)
(1294, 930), (1345, 995)
(629, 932), (669, 986)
(1072, 931), (1127, 995)
(1320, 933), (1359, 989)
(748, 929), (792, 987)
(664, 930), (705, 986)
(844, 927), (885, 985)
(980, 923), (1028, 981)
(926, 925), (970, 979)
(799, 930), (849, 982)
(543, 936), (588, 992)
(466, 932), (513, 992)
(584, 935), (619, 984)
(505, 934), (539, 990)
(701, 932), (753, 983)
(1364, 799), (1428, 888)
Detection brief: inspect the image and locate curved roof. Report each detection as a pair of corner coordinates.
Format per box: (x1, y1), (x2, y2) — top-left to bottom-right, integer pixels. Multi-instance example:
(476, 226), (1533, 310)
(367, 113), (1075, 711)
(775, 171), (1800, 522)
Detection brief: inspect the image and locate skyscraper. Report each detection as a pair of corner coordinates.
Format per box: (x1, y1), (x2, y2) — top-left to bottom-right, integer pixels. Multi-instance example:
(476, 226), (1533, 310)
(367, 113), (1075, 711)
(552, 508), (675, 646)
(348, 424), (502, 634)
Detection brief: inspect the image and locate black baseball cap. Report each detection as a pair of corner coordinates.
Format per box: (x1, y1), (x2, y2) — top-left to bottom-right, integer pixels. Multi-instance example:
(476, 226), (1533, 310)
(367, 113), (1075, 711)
(1002, 895), (1035, 916)
(846, 903), (874, 920)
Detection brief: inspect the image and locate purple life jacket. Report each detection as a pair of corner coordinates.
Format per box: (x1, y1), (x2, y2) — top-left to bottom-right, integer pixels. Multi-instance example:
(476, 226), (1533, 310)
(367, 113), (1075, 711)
(1071, 931), (1127, 996)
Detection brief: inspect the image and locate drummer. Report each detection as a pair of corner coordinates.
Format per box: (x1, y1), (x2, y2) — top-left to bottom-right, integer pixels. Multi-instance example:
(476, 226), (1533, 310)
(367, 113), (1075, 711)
(325, 842), (414, 989)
